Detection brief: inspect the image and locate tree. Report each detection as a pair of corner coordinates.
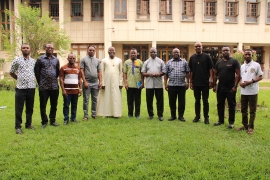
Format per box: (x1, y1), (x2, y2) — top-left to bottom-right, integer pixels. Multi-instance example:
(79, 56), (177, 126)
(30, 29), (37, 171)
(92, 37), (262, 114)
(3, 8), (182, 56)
(2, 2), (72, 59)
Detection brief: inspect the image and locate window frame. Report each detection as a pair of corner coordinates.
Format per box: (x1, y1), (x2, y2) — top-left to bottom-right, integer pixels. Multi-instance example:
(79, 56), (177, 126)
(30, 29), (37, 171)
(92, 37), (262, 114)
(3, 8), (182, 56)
(114, 0), (128, 20)
(245, 0), (260, 23)
(91, 1), (104, 18)
(29, 1), (42, 16)
(159, 0), (173, 21)
(136, 0), (150, 20)
(181, 0), (195, 21)
(268, 2), (270, 18)
(203, 0), (217, 22)
(225, 1), (239, 17)
(246, 1), (260, 18)
(49, 0), (59, 20)
(71, 0), (83, 18)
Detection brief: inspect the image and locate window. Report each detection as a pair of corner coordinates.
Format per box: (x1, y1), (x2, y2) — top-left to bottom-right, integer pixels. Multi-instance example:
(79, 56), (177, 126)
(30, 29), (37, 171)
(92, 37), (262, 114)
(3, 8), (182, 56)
(0, 0), (13, 50)
(246, 0), (260, 23)
(29, 0), (42, 16)
(203, 0), (217, 22)
(182, 0), (195, 21)
(71, 0), (83, 21)
(91, 0), (103, 21)
(225, 0), (239, 23)
(266, 1), (270, 23)
(71, 44), (105, 66)
(49, 0), (59, 21)
(157, 45), (188, 63)
(159, 0), (172, 20)
(114, 0), (127, 19)
(123, 45), (148, 61)
(137, 0), (150, 20)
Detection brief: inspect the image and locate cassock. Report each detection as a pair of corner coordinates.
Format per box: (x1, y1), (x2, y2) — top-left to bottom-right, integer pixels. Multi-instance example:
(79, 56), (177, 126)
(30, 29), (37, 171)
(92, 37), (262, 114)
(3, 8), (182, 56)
(97, 56), (123, 117)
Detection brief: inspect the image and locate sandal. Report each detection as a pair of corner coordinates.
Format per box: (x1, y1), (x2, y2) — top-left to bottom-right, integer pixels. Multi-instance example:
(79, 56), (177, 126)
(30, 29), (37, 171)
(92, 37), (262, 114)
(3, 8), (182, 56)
(83, 117), (88, 121)
(248, 128), (254, 134)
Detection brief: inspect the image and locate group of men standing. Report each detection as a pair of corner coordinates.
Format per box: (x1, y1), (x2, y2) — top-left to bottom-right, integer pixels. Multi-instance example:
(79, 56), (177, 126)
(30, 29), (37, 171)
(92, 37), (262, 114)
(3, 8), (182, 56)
(10, 42), (262, 135)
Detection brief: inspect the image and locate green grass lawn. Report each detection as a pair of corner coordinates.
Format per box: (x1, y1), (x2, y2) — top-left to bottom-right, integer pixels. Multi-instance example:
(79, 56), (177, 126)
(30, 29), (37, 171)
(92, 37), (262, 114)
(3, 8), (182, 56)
(0, 88), (270, 179)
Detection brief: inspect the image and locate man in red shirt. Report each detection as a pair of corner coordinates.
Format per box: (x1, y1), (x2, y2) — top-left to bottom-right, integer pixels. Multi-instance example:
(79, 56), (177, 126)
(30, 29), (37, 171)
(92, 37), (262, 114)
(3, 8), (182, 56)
(59, 54), (82, 125)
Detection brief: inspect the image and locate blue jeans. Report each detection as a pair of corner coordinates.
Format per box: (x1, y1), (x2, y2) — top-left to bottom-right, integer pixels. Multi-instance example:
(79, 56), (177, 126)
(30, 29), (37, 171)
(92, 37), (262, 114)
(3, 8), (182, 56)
(83, 83), (99, 118)
(63, 94), (78, 121)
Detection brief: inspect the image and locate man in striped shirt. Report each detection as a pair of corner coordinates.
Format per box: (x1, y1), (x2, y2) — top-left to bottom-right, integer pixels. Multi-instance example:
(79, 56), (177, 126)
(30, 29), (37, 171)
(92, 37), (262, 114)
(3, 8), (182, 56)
(59, 54), (82, 125)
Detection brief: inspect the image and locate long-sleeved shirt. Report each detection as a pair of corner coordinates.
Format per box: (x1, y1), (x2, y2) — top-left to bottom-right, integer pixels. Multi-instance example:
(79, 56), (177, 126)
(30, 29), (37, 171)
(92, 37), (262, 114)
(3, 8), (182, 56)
(34, 54), (60, 91)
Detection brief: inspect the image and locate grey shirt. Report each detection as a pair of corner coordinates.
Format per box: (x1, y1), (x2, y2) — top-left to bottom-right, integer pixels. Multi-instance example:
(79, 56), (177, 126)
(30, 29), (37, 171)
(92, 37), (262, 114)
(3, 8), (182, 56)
(80, 56), (101, 84)
(141, 57), (165, 89)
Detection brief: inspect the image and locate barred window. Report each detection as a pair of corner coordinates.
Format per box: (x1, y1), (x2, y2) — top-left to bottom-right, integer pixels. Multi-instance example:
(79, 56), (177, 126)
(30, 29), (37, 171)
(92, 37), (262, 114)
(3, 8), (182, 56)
(137, 0), (150, 19)
(159, 0), (172, 20)
(91, 0), (103, 19)
(71, 0), (83, 21)
(49, 0), (59, 20)
(182, 0), (195, 21)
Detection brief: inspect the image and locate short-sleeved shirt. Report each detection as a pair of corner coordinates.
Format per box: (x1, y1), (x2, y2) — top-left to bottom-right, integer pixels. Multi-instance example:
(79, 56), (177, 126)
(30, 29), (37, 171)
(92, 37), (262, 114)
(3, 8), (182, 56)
(189, 53), (213, 86)
(10, 56), (36, 89)
(163, 58), (190, 86)
(123, 59), (143, 88)
(240, 60), (263, 95)
(80, 56), (101, 87)
(141, 57), (165, 89)
(215, 57), (240, 91)
(59, 64), (81, 94)
(34, 54), (60, 91)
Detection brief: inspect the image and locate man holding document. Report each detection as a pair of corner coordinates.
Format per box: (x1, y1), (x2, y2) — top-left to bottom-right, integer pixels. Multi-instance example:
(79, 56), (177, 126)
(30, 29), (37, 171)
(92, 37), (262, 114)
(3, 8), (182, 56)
(123, 48), (144, 119)
(141, 47), (165, 121)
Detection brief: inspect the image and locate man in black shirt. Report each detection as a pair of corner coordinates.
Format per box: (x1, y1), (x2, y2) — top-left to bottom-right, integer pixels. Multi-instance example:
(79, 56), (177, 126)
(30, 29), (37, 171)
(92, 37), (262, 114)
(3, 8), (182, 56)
(189, 42), (213, 124)
(213, 46), (240, 128)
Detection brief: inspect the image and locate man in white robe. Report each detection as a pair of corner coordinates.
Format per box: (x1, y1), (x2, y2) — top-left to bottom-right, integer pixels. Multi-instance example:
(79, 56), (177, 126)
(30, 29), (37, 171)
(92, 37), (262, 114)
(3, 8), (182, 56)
(97, 47), (123, 118)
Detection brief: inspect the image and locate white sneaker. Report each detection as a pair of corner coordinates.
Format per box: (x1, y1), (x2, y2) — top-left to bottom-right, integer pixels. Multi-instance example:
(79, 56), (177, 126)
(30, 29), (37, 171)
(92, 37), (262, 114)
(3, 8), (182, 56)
(228, 124), (234, 129)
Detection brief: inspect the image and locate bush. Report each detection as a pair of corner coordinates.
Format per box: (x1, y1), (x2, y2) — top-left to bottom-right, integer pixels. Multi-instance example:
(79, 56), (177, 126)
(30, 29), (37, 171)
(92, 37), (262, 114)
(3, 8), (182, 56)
(0, 77), (17, 90)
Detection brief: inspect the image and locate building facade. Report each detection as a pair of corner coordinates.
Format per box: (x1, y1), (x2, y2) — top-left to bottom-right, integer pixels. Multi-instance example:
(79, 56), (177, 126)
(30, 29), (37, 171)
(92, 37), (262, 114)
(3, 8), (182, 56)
(1, 0), (270, 78)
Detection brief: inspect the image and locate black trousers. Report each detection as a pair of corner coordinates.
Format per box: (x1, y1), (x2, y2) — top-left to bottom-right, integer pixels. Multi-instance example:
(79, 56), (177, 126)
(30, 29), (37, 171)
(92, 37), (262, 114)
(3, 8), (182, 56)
(217, 88), (236, 124)
(39, 90), (59, 125)
(193, 86), (209, 119)
(126, 88), (141, 117)
(146, 88), (164, 117)
(241, 94), (258, 129)
(15, 88), (35, 129)
(168, 86), (186, 118)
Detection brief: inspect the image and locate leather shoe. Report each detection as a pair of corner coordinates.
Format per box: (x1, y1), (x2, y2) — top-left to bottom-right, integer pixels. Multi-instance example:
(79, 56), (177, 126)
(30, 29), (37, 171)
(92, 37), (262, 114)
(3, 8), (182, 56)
(50, 122), (59, 126)
(178, 117), (186, 122)
(71, 120), (79, 123)
(214, 122), (224, 126)
(158, 116), (164, 121)
(204, 118), (210, 124)
(148, 116), (153, 120)
(168, 117), (176, 121)
(42, 123), (47, 128)
(64, 121), (68, 125)
(91, 116), (97, 119)
(193, 117), (200, 123)
(26, 125), (35, 130)
(16, 128), (23, 134)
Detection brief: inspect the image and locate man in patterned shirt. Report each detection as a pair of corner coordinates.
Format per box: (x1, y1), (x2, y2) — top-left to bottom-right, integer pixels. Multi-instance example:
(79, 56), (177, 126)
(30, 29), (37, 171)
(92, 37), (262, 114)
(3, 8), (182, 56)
(35, 43), (60, 128)
(10, 43), (36, 134)
(59, 53), (82, 125)
(164, 48), (190, 122)
(123, 48), (144, 119)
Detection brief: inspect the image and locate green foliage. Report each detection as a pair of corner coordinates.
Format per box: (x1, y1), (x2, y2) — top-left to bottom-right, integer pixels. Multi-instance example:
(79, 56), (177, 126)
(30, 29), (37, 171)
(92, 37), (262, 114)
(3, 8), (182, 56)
(0, 76), (17, 90)
(0, 88), (270, 179)
(233, 48), (257, 65)
(2, 2), (72, 60)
